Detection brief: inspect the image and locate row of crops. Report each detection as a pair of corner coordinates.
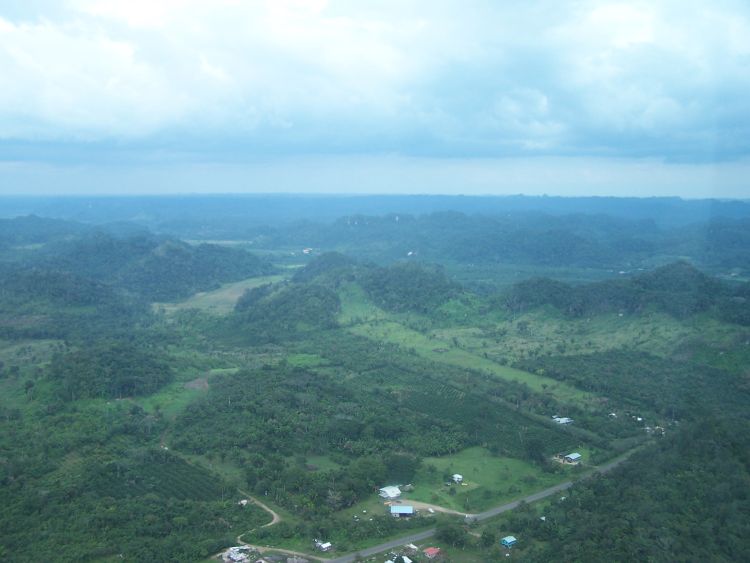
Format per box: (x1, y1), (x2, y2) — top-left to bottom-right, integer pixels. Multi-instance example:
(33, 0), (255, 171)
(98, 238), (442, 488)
(91, 451), (226, 501)
(402, 383), (578, 459)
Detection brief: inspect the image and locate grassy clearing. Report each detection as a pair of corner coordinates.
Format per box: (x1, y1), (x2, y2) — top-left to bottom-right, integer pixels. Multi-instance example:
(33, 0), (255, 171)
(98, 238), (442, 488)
(443, 261), (625, 290)
(337, 282), (388, 324)
(305, 455), (342, 472)
(337, 285), (592, 406)
(457, 310), (707, 365)
(136, 367), (238, 419)
(0, 338), (61, 370)
(154, 274), (286, 315)
(179, 453), (248, 486)
(349, 319), (591, 406)
(408, 447), (571, 513)
(285, 353), (327, 368)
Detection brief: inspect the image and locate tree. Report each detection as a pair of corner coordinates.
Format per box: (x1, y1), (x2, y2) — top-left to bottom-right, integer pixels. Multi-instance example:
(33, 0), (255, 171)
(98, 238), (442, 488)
(436, 521), (469, 547)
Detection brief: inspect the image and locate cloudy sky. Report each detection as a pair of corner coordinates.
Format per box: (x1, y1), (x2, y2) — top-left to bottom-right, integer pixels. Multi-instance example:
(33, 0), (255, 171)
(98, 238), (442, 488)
(1, 0), (749, 197)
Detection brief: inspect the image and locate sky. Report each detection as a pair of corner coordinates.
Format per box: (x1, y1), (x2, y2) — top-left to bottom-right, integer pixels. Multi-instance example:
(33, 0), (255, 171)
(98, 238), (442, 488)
(0, 0), (749, 197)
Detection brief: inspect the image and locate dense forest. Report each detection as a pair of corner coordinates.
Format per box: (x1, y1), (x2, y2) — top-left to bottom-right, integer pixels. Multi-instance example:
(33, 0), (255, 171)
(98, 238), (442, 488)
(0, 202), (749, 562)
(507, 418), (750, 562)
(500, 261), (750, 324)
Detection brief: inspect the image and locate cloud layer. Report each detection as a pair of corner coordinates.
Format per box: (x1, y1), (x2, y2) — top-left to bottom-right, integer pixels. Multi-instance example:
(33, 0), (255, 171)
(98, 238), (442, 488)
(1, 0), (749, 164)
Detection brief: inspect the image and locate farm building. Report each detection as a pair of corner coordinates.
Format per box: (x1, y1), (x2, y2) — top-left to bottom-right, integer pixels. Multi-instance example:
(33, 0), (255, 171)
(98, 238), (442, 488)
(221, 546), (253, 562)
(452, 473), (463, 483)
(390, 505), (415, 517)
(552, 416), (573, 425)
(501, 536), (518, 548)
(313, 540), (332, 552)
(423, 547), (443, 559)
(379, 486), (402, 499)
(564, 452), (582, 463)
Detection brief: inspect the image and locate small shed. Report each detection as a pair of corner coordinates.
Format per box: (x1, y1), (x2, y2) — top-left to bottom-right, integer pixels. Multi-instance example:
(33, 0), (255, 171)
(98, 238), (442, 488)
(379, 486), (402, 499)
(452, 473), (463, 483)
(501, 536), (518, 548)
(390, 505), (415, 517)
(564, 452), (582, 463)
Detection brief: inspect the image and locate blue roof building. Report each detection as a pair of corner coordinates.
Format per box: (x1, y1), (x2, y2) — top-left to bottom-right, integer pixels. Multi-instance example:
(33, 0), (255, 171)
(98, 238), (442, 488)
(390, 505), (415, 517)
(501, 535), (518, 548)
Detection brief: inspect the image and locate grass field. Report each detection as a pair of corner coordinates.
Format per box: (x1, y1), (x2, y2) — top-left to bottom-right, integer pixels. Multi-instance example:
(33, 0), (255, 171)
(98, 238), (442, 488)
(408, 447), (571, 513)
(348, 319), (592, 406)
(337, 283), (593, 406)
(337, 282), (389, 324)
(455, 310), (699, 364)
(154, 274), (286, 315)
(136, 366), (239, 419)
(304, 454), (342, 472)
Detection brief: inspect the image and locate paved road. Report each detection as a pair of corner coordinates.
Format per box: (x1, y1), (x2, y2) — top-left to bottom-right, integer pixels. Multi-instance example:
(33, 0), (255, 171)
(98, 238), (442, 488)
(325, 448), (640, 563)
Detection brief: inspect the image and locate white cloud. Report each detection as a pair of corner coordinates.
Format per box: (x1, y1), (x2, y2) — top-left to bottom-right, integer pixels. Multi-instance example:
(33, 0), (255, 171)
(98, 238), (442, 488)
(0, 0), (747, 162)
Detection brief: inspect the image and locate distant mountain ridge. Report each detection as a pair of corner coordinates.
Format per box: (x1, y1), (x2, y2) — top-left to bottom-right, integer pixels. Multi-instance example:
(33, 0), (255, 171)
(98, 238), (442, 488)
(501, 261), (750, 325)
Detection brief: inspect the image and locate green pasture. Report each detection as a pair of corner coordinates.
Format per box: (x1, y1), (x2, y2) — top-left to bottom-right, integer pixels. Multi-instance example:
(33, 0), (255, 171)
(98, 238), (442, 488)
(285, 353), (327, 368)
(348, 319), (592, 406)
(154, 274), (286, 315)
(337, 282), (389, 324)
(408, 447), (570, 513)
(136, 367), (238, 419)
(461, 310), (705, 365)
(305, 454), (342, 472)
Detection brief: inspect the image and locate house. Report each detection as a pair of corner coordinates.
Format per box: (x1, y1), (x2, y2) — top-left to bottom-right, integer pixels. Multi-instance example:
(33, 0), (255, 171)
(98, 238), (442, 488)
(221, 546), (253, 562)
(452, 473), (463, 484)
(501, 536), (518, 548)
(390, 505), (415, 517)
(423, 547), (443, 559)
(564, 452), (582, 463)
(379, 486), (402, 499)
(552, 416), (573, 425)
(313, 540), (332, 552)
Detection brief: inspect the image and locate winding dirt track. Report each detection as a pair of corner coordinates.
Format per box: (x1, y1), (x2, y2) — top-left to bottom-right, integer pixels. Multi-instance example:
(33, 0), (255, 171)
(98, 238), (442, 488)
(226, 490), (327, 561)
(237, 489), (282, 528)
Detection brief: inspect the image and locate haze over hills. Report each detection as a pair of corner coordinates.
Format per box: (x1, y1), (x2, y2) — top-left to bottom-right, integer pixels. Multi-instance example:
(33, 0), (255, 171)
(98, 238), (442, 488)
(2, 195), (750, 230)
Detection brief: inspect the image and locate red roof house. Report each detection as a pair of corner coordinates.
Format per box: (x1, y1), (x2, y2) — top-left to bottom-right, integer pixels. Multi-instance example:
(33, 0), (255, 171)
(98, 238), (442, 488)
(424, 547), (443, 559)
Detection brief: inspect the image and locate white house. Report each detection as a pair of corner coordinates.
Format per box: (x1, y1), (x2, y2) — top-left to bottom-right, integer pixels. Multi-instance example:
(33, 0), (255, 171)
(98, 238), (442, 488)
(314, 540), (332, 552)
(564, 452), (582, 463)
(452, 473), (463, 484)
(553, 416), (573, 425)
(379, 486), (401, 499)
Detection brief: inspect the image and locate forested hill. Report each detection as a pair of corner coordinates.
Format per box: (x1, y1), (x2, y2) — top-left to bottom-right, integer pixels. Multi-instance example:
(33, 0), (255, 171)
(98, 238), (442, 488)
(4, 206), (750, 275)
(41, 232), (275, 301)
(230, 257), (459, 342)
(0, 215), (89, 248)
(263, 212), (750, 273)
(500, 261), (750, 324)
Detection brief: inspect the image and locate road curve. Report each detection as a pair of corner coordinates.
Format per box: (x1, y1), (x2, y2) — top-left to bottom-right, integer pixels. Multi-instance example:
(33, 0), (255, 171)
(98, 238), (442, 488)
(324, 447), (641, 563)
